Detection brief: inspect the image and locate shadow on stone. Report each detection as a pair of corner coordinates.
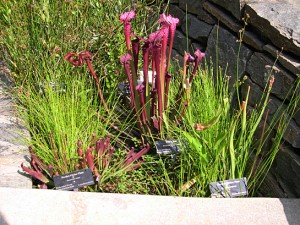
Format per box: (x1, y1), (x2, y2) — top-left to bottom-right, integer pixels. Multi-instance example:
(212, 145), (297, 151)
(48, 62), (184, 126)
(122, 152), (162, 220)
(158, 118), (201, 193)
(0, 211), (9, 225)
(280, 199), (300, 225)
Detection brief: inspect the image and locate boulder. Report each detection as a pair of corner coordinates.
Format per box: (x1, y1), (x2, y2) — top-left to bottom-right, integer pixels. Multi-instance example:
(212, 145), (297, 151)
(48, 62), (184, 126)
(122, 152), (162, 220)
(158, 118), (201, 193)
(244, 3), (300, 57)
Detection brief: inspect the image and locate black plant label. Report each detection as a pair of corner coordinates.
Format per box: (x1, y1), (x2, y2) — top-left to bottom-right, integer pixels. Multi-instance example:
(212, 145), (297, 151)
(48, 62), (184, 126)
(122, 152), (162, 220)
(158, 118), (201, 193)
(53, 168), (95, 191)
(155, 139), (181, 155)
(209, 177), (248, 198)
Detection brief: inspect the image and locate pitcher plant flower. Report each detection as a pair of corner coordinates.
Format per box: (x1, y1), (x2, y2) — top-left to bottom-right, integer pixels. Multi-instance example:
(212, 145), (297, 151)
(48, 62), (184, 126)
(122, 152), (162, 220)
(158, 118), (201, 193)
(64, 51), (108, 111)
(120, 10), (135, 51)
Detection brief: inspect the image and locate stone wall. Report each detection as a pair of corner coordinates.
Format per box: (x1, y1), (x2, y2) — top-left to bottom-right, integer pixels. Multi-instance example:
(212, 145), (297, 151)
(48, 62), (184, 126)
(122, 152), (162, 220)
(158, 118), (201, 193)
(167, 0), (300, 197)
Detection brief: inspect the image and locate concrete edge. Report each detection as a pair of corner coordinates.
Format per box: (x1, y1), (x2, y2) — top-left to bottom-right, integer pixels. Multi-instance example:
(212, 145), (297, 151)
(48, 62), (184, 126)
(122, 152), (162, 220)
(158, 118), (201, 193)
(0, 187), (299, 225)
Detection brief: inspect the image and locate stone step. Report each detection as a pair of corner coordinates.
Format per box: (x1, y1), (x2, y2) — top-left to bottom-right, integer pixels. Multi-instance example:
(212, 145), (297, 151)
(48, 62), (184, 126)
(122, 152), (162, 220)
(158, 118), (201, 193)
(0, 187), (299, 225)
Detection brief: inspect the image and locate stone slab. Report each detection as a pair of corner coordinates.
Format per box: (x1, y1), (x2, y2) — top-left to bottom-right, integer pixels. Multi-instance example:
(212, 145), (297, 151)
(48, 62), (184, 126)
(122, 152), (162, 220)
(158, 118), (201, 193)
(181, 14), (213, 43)
(209, 0), (241, 19)
(206, 25), (253, 86)
(168, 4), (185, 26)
(276, 145), (300, 198)
(244, 2), (300, 56)
(203, 1), (241, 32)
(263, 44), (300, 75)
(179, 0), (205, 15)
(246, 52), (296, 101)
(173, 30), (191, 55)
(0, 187), (300, 225)
(0, 154), (31, 188)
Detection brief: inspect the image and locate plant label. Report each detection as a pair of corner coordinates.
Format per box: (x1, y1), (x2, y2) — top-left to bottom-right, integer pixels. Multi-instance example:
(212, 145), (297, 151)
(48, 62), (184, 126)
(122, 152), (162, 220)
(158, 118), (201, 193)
(54, 168), (95, 191)
(209, 177), (248, 198)
(155, 139), (181, 155)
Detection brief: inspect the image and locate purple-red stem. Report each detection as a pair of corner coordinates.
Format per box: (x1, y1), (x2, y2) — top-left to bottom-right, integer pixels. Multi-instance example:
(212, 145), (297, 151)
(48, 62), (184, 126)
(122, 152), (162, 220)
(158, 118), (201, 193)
(136, 84), (148, 124)
(132, 38), (140, 76)
(85, 59), (108, 111)
(153, 44), (163, 133)
(164, 72), (172, 110)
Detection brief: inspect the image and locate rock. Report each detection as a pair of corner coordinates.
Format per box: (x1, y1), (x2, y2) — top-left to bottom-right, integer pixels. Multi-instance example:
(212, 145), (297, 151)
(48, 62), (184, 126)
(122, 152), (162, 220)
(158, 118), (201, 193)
(209, 0), (242, 19)
(203, 1), (241, 33)
(196, 8), (217, 25)
(241, 76), (285, 116)
(243, 31), (265, 51)
(203, 1), (265, 51)
(240, 75), (265, 106)
(177, 0), (217, 25)
(181, 14), (213, 43)
(168, 4), (185, 26)
(0, 115), (29, 146)
(257, 171), (286, 197)
(0, 61), (31, 189)
(240, 76), (300, 148)
(244, 3), (300, 57)
(191, 42), (206, 52)
(246, 52), (297, 101)
(178, 0), (205, 15)
(173, 30), (191, 56)
(294, 110), (300, 126)
(284, 120), (300, 148)
(263, 44), (300, 75)
(206, 25), (253, 87)
(276, 144), (300, 197)
(243, 0), (300, 7)
(171, 48), (184, 69)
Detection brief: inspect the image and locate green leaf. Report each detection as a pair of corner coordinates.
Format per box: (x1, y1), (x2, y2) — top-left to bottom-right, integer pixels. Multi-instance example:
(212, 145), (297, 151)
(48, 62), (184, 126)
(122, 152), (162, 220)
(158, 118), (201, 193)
(182, 131), (209, 164)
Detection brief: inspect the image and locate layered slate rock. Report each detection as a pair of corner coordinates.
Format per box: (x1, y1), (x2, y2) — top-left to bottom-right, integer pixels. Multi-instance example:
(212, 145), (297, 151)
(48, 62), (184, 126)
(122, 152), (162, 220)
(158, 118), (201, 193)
(263, 44), (300, 75)
(203, 1), (241, 33)
(246, 52), (296, 101)
(276, 145), (300, 197)
(173, 30), (191, 56)
(206, 25), (253, 86)
(244, 2), (300, 56)
(179, 0), (206, 15)
(284, 120), (300, 148)
(203, 1), (265, 51)
(178, 0), (216, 24)
(209, 0), (242, 19)
(168, 4), (185, 26)
(181, 14), (213, 43)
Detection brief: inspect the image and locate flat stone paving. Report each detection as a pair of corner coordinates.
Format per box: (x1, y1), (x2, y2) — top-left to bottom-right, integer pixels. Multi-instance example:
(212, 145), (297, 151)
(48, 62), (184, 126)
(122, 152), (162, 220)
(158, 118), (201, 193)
(0, 60), (31, 189)
(0, 187), (300, 225)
